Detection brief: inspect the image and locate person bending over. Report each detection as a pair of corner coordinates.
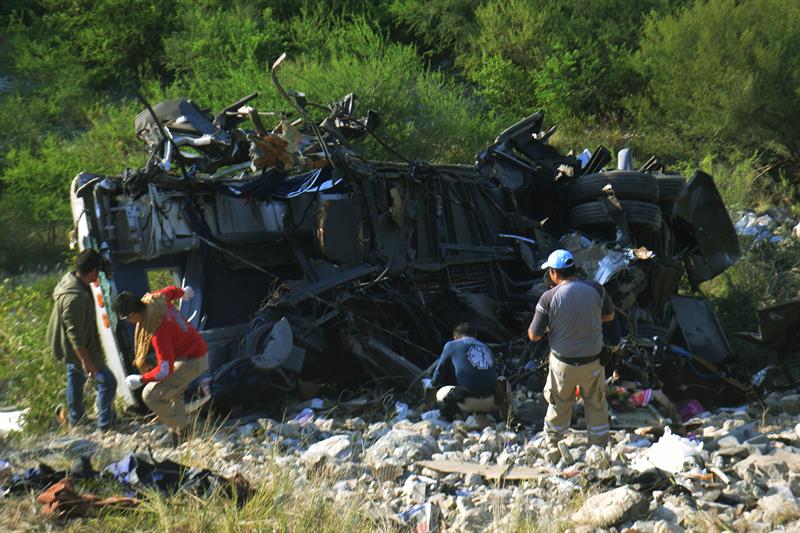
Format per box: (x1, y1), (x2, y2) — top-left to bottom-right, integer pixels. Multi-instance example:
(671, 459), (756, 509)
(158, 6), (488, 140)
(112, 286), (207, 445)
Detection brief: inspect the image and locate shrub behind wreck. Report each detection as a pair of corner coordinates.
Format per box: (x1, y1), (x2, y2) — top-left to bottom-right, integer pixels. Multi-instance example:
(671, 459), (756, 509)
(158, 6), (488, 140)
(631, 0), (800, 164)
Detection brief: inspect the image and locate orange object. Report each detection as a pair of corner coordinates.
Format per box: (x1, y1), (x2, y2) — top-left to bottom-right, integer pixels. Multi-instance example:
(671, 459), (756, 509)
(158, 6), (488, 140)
(96, 293), (104, 308)
(102, 314), (110, 329)
(575, 385), (582, 399)
(37, 477), (139, 517)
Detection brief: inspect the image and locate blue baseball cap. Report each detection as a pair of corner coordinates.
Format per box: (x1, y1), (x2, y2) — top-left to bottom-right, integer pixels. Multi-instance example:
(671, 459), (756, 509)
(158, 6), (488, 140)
(541, 249), (575, 270)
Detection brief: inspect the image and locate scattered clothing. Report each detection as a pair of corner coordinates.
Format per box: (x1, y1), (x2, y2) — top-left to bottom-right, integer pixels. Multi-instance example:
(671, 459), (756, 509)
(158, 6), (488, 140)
(5, 463), (64, 494)
(104, 451), (251, 505)
(37, 478), (138, 517)
(678, 399), (706, 421)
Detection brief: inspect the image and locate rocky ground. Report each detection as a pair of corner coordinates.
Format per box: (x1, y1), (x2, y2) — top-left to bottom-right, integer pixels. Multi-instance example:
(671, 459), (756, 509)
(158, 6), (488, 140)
(5, 388), (800, 532)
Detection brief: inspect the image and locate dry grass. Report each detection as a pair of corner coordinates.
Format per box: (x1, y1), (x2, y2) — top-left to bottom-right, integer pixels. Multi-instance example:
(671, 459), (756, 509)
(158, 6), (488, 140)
(0, 409), (599, 533)
(0, 409), (367, 531)
(0, 444), (386, 533)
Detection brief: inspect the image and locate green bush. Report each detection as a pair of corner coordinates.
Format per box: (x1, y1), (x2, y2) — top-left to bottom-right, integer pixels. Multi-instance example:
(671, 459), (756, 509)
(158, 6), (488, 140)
(694, 152), (790, 212)
(0, 273), (63, 433)
(461, 0), (685, 124)
(389, 0), (480, 57)
(0, 99), (146, 271)
(468, 55), (537, 124)
(7, 0), (177, 91)
(630, 0), (800, 163)
(702, 239), (800, 369)
(163, 1), (286, 105)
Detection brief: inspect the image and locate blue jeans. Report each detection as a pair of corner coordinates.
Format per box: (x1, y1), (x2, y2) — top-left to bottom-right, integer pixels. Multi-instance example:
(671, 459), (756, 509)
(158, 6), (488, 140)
(66, 363), (117, 429)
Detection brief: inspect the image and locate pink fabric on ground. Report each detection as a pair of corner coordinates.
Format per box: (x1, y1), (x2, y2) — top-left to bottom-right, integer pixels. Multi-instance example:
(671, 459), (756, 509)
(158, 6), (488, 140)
(678, 399), (705, 421)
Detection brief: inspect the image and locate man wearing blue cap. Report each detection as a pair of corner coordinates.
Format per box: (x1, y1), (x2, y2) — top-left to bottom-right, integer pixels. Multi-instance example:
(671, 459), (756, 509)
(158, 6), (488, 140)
(528, 249), (615, 448)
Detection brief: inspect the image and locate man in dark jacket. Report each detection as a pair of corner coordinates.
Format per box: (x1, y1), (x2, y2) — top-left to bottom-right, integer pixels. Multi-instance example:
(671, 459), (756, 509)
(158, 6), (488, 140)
(46, 249), (117, 430)
(429, 322), (498, 419)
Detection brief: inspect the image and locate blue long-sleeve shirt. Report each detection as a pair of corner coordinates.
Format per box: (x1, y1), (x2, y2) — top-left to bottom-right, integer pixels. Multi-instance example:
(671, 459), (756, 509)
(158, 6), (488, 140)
(431, 337), (497, 396)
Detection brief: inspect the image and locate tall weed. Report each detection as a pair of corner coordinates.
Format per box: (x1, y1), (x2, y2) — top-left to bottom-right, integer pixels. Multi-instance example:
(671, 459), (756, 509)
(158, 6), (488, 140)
(702, 239), (800, 369)
(0, 273), (64, 433)
(680, 151), (782, 212)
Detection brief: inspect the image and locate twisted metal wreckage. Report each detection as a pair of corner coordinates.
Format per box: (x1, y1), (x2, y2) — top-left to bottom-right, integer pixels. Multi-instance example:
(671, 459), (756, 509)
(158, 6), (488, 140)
(70, 54), (750, 415)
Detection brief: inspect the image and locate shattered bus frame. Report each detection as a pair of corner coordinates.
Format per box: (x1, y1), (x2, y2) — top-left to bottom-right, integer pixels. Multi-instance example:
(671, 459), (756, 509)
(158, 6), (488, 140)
(69, 60), (743, 410)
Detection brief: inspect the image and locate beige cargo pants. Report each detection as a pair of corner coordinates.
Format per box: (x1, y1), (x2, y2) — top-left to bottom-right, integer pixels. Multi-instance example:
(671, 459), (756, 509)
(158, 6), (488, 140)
(142, 354), (208, 431)
(543, 354), (609, 447)
(435, 385), (496, 413)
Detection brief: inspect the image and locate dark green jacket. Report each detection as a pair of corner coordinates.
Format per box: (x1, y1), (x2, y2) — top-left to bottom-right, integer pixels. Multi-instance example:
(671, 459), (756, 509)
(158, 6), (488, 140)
(45, 272), (103, 367)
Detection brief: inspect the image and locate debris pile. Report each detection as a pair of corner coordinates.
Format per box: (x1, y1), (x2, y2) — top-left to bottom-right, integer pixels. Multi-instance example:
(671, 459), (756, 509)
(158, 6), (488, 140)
(69, 54), (743, 417)
(735, 208), (800, 244)
(0, 444), (250, 519)
(6, 385), (800, 530)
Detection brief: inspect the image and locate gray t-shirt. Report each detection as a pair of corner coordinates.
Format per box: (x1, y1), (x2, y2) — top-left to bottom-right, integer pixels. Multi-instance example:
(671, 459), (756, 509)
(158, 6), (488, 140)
(529, 279), (614, 359)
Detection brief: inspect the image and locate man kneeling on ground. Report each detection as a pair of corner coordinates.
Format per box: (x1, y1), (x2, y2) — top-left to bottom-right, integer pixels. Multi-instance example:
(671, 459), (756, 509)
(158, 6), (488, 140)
(428, 322), (499, 420)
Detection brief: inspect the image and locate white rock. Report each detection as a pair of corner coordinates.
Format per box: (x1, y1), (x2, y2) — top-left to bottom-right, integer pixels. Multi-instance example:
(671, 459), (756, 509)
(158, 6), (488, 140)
(365, 429), (440, 480)
(571, 486), (648, 528)
(365, 421), (389, 441)
(716, 435), (740, 448)
(558, 441), (575, 466)
(463, 415), (486, 431)
(779, 394), (800, 416)
(402, 475), (435, 502)
(464, 473), (483, 487)
(456, 495), (474, 512)
(585, 445), (610, 468)
(301, 435), (351, 467)
(758, 491), (800, 525)
(629, 519), (686, 533)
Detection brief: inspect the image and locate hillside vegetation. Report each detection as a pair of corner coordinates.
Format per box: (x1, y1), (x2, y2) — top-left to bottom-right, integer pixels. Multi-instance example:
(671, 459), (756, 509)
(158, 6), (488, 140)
(1, 1), (800, 423)
(2, 0), (800, 270)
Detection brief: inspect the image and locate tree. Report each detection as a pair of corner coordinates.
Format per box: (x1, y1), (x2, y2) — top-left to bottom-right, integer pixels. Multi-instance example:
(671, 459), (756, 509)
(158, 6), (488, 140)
(630, 0), (800, 163)
(389, 0), (481, 59)
(464, 0), (687, 123)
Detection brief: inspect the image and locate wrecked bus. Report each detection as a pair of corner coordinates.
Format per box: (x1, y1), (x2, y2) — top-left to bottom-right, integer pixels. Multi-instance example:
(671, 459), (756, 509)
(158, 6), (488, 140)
(69, 56), (744, 413)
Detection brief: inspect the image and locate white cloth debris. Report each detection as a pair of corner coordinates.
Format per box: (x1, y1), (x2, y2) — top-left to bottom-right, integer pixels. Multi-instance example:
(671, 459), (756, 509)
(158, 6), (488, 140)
(735, 211), (781, 242)
(632, 427), (705, 474)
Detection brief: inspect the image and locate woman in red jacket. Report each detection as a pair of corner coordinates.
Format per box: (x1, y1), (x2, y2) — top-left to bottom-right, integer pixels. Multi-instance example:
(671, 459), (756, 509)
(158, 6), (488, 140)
(112, 285), (208, 445)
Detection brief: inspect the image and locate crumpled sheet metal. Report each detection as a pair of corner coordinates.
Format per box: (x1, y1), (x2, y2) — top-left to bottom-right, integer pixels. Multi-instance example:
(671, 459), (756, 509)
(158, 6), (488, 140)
(559, 231), (653, 284)
(595, 250), (631, 285)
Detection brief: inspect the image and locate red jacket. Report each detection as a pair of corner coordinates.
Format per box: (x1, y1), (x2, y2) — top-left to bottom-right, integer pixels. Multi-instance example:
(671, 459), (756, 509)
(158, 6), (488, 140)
(141, 286), (207, 383)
